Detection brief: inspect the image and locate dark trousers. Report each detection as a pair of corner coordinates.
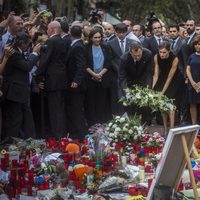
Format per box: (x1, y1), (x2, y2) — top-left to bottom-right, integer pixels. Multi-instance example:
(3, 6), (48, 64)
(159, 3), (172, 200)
(47, 90), (66, 138)
(66, 90), (87, 139)
(2, 100), (35, 139)
(86, 81), (108, 126)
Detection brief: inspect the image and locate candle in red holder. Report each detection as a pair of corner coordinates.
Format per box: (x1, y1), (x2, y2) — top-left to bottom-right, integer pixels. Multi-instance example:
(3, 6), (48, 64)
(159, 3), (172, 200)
(74, 179), (80, 190)
(10, 169), (17, 181)
(6, 185), (16, 199)
(60, 138), (69, 152)
(28, 170), (34, 185)
(23, 160), (29, 172)
(148, 178), (153, 189)
(48, 138), (57, 149)
(11, 159), (18, 168)
(44, 180), (49, 189)
(1, 157), (7, 171)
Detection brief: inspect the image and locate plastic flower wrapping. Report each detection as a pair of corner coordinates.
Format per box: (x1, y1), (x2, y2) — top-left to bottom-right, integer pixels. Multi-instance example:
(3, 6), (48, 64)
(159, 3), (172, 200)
(120, 85), (176, 113)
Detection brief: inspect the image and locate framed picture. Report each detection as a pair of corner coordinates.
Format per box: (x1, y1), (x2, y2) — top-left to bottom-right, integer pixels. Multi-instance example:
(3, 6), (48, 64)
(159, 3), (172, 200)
(147, 125), (200, 200)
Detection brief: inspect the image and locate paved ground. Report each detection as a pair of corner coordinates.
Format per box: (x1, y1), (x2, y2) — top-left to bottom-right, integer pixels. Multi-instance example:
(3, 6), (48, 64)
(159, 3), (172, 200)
(147, 123), (164, 134)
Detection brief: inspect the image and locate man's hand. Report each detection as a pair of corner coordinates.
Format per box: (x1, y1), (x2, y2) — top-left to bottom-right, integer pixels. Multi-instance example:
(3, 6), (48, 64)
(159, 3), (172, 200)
(4, 45), (15, 57)
(38, 82), (45, 90)
(32, 43), (41, 54)
(71, 82), (78, 88)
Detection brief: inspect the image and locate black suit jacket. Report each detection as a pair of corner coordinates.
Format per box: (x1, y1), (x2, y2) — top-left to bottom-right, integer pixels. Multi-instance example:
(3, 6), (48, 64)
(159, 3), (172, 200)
(143, 36), (169, 56)
(35, 34), (67, 91)
(66, 39), (87, 91)
(170, 37), (185, 56)
(2, 49), (39, 103)
(86, 43), (112, 88)
(179, 33), (196, 77)
(107, 37), (133, 77)
(119, 48), (153, 92)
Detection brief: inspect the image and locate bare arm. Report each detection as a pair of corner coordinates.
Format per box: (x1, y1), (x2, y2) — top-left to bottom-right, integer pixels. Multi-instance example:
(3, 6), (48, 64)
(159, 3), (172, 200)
(162, 57), (178, 94)
(186, 65), (199, 91)
(0, 46), (15, 74)
(152, 55), (159, 89)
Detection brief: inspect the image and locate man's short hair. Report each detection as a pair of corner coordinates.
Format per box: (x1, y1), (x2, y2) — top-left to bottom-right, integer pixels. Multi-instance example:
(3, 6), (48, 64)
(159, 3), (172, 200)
(70, 25), (82, 38)
(115, 23), (128, 33)
(60, 21), (69, 33)
(129, 41), (143, 51)
(169, 24), (180, 32)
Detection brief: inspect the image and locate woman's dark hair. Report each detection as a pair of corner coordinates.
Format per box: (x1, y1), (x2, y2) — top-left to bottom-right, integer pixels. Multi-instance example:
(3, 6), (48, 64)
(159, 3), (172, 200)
(88, 28), (103, 43)
(193, 35), (200, 45)
(158, 41), (171, 51)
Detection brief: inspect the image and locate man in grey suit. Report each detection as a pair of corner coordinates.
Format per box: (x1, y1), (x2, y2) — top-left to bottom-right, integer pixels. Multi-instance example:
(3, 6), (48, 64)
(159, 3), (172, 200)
(169, 24), (185, 56)
(107, 23), (137, 115)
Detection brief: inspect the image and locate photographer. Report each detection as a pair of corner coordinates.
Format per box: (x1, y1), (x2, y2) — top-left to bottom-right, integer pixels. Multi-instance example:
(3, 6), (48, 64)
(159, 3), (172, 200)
(88, 9), (104, 26)
(2, 32), (40, 140)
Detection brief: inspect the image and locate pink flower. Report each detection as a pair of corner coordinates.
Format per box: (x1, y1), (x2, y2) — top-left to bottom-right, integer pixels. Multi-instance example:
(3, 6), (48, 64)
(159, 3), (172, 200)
(153, 132), (160, 138)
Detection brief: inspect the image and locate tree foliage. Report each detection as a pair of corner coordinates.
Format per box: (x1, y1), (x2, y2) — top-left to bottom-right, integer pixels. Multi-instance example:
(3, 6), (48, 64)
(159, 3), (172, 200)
(119, 0), (200, 26)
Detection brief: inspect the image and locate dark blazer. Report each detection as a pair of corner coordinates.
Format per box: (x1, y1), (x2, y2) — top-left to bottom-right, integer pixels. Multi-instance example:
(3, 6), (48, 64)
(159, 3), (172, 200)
(143, 36), (169, 56)
(107, 37), (133, 77)
(35, 34), (67, 91)
(66, 39), (87, 91)
(179, 33), (196, 77)
(2, 49), (39, 103)
(170, 37), (185, 56)
(86, 43), (111, 88)
(119, 48), (153, 91)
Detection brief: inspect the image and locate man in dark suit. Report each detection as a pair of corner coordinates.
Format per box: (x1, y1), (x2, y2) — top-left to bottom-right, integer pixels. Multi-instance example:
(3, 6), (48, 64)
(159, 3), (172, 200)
(66, 25), (87, 139)
(107, 23), (135, 115)
(168, 24), (185, 124)
(179, 19), (196, 125)
(2, 32), (40, 139)
(169, 24), (185, 56)
(143, 21), (169, 56)
(35, 21), (67, 138)
(119, 41), (153, 123)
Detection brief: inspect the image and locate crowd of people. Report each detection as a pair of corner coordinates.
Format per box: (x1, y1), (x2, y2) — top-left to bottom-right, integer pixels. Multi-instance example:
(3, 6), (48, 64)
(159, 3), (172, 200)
(0, 9), (199, 141)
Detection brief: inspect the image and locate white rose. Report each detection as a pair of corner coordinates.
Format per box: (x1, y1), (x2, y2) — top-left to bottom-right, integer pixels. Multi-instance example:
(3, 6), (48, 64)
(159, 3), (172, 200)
(119, 117), (126, 123)
(123, 127), (128, 131)
(128, 129), (133, 134)
(112, 124), (117, 128)
(108, 123), (112, 127)
(115, 127), (121, 132)
(116, 116), (120, 119)
(134, 135), (138, 140)
(109, 133), (114, 137)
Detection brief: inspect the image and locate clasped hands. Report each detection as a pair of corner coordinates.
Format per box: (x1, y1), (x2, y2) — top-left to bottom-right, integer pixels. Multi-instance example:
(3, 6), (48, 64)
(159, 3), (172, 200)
(91, 72), (102, 81)
(192, 81), (200, 93)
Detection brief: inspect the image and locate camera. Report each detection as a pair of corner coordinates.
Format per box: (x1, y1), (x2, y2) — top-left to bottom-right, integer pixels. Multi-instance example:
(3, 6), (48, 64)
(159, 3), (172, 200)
(89, 10), (101, 24)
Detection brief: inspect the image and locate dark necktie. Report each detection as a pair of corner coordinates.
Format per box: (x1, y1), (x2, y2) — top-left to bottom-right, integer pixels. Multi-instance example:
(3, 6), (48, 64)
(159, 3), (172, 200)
(120, 40), (125, 54)
(157, 38), (161, 45)
(171, 40), (175, 50)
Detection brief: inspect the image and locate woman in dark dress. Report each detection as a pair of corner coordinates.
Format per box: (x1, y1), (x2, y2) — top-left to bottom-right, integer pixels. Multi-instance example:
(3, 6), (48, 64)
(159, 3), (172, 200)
(152, 41), (180, 135)
(186, 35), (200, 124)
(85, 28), (111, 126)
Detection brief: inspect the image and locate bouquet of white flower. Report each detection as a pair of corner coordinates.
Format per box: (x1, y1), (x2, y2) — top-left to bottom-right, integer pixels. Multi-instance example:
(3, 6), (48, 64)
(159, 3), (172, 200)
(120, 85), (176, 113)
(106, 115), (146, 150)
